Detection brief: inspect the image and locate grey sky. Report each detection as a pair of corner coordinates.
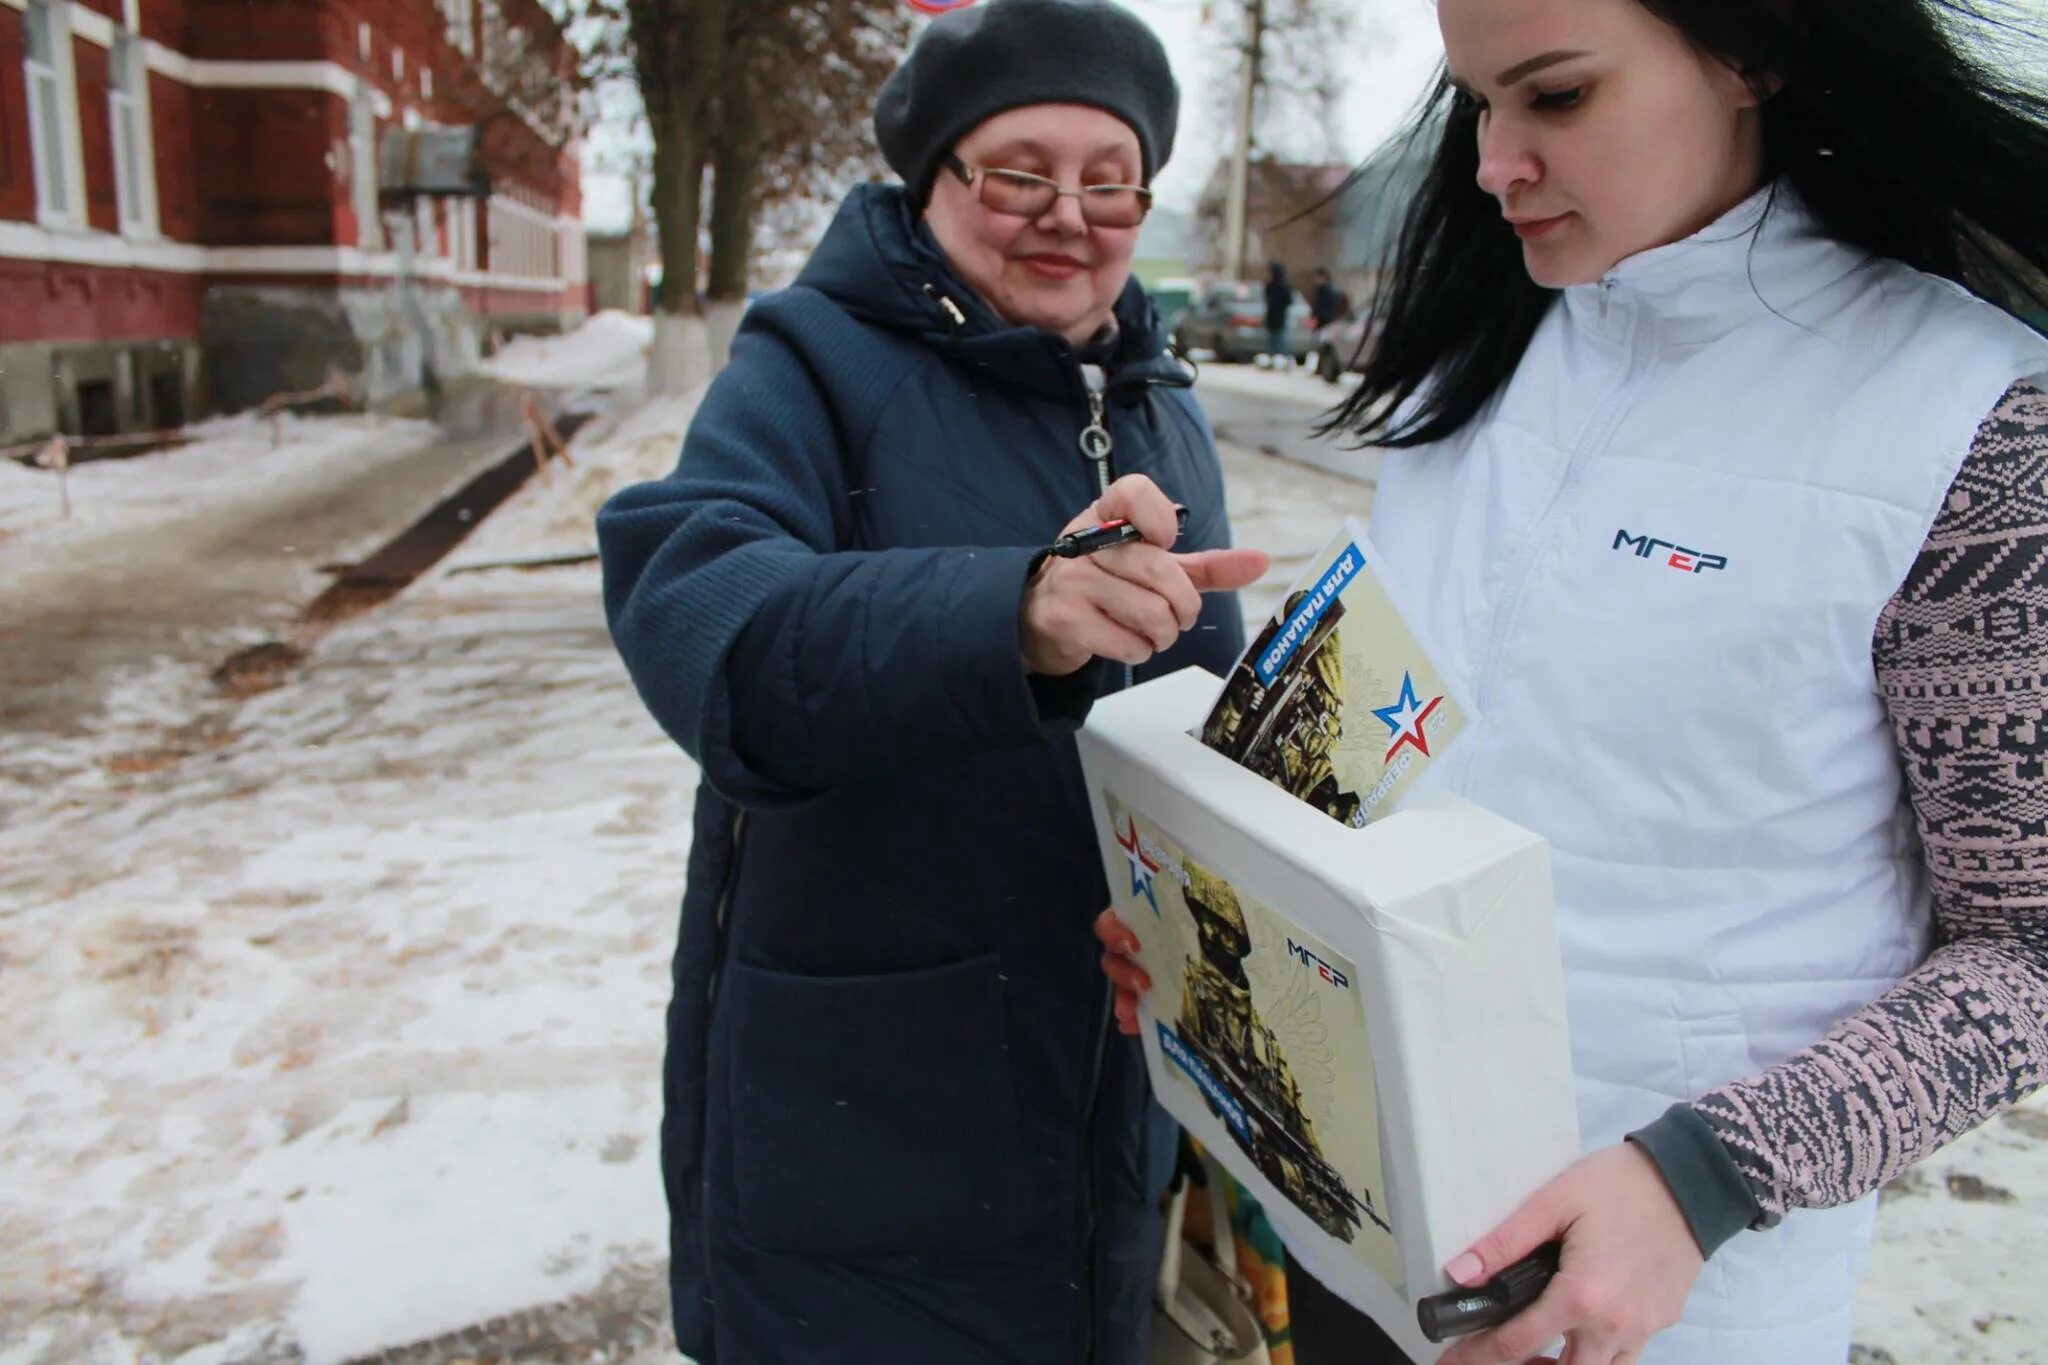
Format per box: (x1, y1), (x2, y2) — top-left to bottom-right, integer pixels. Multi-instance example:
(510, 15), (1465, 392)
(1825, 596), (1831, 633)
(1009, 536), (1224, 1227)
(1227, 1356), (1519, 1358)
(579, 0), (1443, 230)
(1118, 0), (1443, 208)
(579, 0), (2048, 230)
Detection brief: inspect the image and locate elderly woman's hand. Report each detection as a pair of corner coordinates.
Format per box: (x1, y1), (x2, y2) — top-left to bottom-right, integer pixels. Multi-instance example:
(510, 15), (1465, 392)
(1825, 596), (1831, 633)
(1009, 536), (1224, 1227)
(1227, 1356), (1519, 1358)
(1023, 474), (1267, 676)
(1435, 1144), (1704, 1365)
(1093, 908), (1149, 1034)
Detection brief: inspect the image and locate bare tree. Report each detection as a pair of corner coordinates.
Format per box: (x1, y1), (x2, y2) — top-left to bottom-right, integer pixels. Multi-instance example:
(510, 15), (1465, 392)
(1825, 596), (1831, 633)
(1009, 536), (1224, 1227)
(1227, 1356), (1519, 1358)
(1202, 0), (1358, 163)
(628, 0), (736, 316)
(705, 1), (914, 304)
(567, 0), (908, 383)
(472, 0), (584, 145)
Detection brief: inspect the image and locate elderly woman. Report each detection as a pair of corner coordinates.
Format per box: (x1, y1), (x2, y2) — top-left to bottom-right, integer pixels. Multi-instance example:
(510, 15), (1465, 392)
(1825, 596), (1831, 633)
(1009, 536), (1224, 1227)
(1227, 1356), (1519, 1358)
(597, 2), (1266, 1361)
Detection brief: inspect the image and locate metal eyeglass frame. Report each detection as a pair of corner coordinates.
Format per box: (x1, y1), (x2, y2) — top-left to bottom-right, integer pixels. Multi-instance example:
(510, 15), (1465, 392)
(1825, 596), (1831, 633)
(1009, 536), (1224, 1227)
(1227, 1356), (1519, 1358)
(941, 153), (1153, 226)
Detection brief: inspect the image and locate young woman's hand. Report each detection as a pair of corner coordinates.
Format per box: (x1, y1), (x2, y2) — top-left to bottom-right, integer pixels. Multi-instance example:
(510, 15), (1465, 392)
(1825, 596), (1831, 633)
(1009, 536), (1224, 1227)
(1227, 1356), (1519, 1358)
(1092, 908), (1150, 1034)
(1436, 1144), (1704, 1365)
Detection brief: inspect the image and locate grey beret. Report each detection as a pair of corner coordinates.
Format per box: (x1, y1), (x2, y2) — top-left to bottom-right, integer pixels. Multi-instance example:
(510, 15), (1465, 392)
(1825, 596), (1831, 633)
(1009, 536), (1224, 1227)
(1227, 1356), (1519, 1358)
(875, 0), (1180, 201)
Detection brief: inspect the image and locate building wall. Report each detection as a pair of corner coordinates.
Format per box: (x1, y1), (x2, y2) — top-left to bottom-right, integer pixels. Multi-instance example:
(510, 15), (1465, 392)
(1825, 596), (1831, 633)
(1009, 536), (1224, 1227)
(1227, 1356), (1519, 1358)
(0, 0), (588, 442)
(0, 8), (37, 222)
(1192, 161), (1351, 287)
(194, 89), (337, 244)
(71, 30), (113, 232)
(147, 65), (196, 240)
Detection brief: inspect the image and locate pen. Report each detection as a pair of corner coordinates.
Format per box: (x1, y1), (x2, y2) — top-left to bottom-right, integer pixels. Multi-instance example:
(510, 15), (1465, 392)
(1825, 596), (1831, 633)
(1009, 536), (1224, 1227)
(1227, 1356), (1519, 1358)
(1038, 505), (1189, 564)
(1416, 1242), (1563, 1343)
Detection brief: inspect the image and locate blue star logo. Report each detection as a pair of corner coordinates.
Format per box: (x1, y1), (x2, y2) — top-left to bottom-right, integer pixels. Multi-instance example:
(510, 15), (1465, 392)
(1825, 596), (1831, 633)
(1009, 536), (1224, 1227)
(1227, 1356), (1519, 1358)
(1115, 815), (1161, 915)
(1372, 671), (1445, 763)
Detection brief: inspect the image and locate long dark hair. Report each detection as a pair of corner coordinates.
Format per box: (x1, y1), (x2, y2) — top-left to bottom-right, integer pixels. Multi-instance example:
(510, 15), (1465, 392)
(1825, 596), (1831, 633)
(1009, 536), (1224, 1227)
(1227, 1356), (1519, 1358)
(1330, 0), (2048, 449)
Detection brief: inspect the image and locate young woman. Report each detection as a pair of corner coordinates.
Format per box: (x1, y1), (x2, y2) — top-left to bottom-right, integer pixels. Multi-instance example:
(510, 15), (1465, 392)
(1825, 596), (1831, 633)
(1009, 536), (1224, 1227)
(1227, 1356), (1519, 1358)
(1099, 1), (2048, 1362)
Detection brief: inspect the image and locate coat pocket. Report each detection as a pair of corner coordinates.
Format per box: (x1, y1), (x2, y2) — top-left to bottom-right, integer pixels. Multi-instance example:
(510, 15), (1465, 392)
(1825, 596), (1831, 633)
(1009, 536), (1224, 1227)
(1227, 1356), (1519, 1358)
(720, 953), (1033, 1257)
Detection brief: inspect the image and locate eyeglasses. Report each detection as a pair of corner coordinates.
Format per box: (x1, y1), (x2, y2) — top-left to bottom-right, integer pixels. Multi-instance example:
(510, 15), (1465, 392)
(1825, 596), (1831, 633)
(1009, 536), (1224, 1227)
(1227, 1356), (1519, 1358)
(942, 154), (1153, 228)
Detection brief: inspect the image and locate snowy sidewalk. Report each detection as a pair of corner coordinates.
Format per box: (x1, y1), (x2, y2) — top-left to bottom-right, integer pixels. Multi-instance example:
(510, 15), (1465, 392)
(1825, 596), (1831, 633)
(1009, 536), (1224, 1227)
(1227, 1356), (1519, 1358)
(1, 370), (702, 1363)
(1, 363), (2043, 1362)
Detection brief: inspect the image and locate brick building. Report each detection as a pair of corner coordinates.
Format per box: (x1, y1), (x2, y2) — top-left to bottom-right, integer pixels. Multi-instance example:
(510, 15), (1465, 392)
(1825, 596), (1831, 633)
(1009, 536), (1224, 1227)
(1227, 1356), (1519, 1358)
(0, 0), (586, 444)
(1193, 159), (1351, 288)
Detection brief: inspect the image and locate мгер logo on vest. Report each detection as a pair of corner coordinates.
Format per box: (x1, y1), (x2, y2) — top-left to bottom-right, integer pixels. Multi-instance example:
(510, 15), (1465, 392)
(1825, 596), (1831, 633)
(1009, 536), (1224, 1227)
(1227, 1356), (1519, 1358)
(1614, 529), (1729, 574)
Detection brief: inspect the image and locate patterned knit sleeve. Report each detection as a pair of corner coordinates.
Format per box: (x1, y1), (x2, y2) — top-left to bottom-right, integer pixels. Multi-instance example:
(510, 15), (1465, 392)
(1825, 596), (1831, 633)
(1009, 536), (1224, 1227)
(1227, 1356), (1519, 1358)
(1688, 378), (2048, 1219)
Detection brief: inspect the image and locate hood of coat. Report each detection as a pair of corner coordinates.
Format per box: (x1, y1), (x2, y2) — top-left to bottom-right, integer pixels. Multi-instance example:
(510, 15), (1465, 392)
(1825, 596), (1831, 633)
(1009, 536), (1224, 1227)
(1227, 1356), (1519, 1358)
(793, 182), (1191, 403)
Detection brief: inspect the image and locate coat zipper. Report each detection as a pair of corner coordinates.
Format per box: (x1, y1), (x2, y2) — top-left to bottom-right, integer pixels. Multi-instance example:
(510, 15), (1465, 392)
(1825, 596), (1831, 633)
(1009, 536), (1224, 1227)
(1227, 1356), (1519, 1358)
(1076, 367), (1120, 1365)
(1078, 374), (1130, 693)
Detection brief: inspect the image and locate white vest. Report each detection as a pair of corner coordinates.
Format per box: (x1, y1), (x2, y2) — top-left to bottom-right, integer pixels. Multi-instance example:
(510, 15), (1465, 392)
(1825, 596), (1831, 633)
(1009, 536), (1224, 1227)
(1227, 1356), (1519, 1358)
(1370, 188), (2048, 1364)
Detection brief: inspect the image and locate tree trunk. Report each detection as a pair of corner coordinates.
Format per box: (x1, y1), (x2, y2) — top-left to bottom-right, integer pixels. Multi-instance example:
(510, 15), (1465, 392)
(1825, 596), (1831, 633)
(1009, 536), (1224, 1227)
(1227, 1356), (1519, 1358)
(645, 105), (709, 392)
(640, 0), (735, 315)
(636, 0), (735, 391)
(707, 61), (761, 303)
(704, 55), (761, 370)
(651, 103), (707, 316)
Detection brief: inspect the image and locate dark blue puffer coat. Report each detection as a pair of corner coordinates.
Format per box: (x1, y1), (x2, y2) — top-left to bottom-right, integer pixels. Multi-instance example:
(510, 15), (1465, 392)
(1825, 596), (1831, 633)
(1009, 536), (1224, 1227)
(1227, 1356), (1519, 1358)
(598, 183), (1246, 1364)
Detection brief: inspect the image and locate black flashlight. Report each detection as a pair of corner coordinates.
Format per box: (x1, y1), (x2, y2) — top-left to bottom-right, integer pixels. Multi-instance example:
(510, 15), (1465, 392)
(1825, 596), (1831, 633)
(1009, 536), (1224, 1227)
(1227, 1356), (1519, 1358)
(1416, 1242), (1563, 1343)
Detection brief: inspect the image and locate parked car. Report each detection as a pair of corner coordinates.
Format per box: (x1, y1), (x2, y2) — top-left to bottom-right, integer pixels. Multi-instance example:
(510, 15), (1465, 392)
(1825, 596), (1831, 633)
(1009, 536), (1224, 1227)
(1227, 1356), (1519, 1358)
(1314, 312), (1376, 383)
(1146, 277), (1198, 335)
(1171, 282), (1316, 365)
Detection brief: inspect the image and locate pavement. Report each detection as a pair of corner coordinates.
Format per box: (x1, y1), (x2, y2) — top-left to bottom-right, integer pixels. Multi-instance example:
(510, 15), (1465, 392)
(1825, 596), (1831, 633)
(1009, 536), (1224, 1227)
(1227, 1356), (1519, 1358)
(1, 365), (2042, 1365)
(0, 383), (543, 748)
(1193, 357), (1384, 490)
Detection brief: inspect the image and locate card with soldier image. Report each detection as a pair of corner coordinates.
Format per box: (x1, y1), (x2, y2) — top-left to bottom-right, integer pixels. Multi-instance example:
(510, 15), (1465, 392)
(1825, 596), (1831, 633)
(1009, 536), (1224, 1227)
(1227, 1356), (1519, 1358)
(1200, 518), (1465, 827)
(1106, 791), (1403, 1293)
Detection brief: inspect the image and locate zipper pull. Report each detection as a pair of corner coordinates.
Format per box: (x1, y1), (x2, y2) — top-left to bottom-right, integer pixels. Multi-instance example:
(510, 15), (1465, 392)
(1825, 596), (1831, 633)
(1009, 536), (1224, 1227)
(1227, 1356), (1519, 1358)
(1076, 379), (1132, 692)
(1599, 277), (1616, 321)
(1079, 387), (1114, 489)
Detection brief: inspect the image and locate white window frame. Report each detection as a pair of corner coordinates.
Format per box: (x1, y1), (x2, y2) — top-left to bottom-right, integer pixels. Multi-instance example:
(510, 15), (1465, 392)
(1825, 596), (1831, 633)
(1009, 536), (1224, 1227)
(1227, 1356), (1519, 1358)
(108, 29), (159, 237)
(351, 80), (381, 250)
(23, 0), (87, 229)
(441, 0), (475, 58)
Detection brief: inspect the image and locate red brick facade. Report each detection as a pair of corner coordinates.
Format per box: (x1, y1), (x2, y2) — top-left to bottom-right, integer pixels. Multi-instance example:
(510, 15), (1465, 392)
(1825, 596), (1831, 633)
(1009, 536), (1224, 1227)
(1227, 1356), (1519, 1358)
(0, 11), (35, 223)
(0, 0), (585, 433)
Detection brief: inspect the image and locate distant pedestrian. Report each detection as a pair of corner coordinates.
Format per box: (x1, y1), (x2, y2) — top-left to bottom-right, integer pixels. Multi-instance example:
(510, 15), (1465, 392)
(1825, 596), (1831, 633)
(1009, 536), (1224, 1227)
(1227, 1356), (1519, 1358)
(1307, 266), (1344, 330)
(1262, 259), (1294, 366)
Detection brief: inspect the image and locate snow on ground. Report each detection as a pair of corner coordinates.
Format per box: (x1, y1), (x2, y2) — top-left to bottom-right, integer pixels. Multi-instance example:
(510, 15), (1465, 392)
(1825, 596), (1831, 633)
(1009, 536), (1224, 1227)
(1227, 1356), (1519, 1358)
(0, 380), (751, 1363)
(1853, 1099), (2048, 1362)
(1, 387), (2043, 1364)
(0, 413), (439, 553)
(0, 383), (712, 1365)
(1186, 353), (1363, 410)
(0, 566), (692, 1365)
(444, 389), (702, 571)
(478, 311), (654, 392)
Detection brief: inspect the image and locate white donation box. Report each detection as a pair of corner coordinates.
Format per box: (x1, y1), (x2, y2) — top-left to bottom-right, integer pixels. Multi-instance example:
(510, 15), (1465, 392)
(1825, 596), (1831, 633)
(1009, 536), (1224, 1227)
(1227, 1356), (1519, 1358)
(1077, 666), (1581, 1362)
